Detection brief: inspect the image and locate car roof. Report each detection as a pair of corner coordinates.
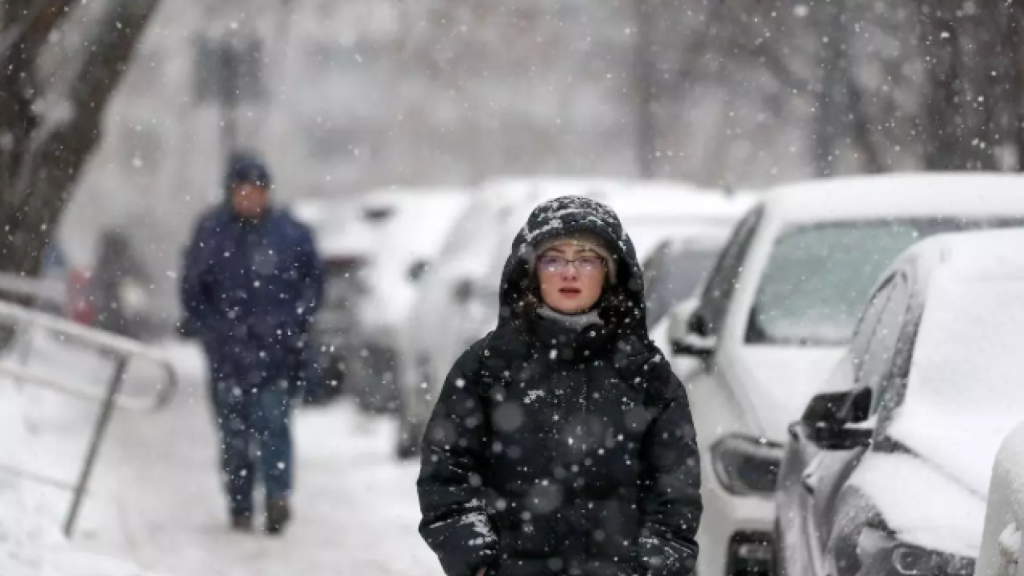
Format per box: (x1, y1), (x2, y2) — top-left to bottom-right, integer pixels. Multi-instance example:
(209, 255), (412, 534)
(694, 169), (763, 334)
(762, 173), (1024, 224)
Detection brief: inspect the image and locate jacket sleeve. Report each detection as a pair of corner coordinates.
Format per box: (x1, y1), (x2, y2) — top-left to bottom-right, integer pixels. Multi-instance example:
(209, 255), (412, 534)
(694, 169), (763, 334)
(417, 344), (499, 576)
(639, 363), (703, 576)
(180, 217), (228, 340)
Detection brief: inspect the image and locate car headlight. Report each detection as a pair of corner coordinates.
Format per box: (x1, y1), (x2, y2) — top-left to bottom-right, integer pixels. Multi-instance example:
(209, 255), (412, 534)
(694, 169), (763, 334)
(710, 434), (783, 495)
(837, 527), (975, 576)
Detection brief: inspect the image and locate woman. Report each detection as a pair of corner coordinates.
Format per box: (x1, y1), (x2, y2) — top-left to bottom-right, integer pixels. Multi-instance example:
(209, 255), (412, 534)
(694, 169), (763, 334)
(418, 196), (702, 576)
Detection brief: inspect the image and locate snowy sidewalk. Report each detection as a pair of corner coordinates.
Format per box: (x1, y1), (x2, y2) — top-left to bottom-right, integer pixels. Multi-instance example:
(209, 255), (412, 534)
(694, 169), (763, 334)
(1, 341), (442, 576)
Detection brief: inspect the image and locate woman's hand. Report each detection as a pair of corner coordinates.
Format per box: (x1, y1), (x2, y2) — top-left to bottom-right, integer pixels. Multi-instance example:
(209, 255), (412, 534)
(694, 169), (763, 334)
(476, 569), (488, 576)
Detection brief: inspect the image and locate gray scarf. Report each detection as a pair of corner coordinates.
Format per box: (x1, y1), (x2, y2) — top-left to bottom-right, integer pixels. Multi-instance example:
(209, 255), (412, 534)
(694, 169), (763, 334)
(537, 306), (603, 331)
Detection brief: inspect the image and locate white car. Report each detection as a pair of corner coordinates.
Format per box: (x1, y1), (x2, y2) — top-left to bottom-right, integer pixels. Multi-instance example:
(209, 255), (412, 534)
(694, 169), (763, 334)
(776, 228), (1024, 576)
(349, 188), (470, 413)
(667, 173), (1024, 576)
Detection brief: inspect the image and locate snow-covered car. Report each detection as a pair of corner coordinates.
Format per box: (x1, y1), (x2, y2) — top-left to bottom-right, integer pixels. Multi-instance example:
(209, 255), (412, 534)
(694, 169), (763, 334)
(667, 173), (1024, 576)
(393, 176), (621, 457)
(348, 188), (470, 413)
(775, 228), (1024, 576)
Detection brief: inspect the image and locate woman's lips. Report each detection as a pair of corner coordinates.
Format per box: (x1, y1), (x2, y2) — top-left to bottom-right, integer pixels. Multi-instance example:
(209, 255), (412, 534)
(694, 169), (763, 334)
(559, 287), (581, 296)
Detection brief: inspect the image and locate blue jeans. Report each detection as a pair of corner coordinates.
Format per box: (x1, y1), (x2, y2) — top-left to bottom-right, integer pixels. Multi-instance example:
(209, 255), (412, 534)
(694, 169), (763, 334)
(211, 379), (293, 517)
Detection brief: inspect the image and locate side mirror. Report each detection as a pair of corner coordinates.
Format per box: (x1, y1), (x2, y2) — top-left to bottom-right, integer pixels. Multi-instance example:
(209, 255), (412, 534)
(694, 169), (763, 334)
(800, 389), (873, 449)
(668, 298), (716, 361)
(408, 260), (429, 282)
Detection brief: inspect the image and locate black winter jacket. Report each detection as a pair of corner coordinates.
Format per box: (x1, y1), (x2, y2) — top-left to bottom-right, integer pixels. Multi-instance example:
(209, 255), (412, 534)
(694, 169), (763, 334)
(418, 197), (702, 576)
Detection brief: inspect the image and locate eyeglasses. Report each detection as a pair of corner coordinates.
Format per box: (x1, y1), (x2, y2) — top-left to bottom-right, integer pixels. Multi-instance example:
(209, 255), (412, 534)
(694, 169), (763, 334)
(538, 254), (606, 274)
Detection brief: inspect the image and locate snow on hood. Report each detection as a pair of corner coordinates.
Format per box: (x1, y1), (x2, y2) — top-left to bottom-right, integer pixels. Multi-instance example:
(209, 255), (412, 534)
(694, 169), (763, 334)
(730, 345), (845, 441)
(887, 274), (1024, 500)
(849, 452), (984, 558)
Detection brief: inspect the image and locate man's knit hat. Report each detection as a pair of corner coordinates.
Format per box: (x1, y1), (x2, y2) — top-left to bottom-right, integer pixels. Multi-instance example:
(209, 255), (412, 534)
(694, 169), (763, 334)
(224, 151), (272, 193)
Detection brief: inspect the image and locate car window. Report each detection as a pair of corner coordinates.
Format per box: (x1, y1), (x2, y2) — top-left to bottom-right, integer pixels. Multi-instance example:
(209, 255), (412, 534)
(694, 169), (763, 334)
(847, 277), (895, 369)
(695, 206), (764, 337)
(859, 275), (910, 415)
(645, 244), (721, 328)
(747, 217), (1024, 347)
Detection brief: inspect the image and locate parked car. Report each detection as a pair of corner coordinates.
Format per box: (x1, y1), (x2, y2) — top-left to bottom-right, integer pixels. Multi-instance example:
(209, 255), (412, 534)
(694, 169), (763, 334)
(642, 230), (731, 329)
(290, 194), (375, 399)
(348, 188), (469, 413)
(776, 228), (1024, 576)
(667, 172), (1024, 576)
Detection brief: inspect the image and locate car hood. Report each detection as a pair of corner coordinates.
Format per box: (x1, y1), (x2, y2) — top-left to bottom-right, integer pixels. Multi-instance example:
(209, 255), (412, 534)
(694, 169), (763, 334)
(849, 452), (984, 558)
(888, 409), (1016, 502)
(729, 345), (845, 441)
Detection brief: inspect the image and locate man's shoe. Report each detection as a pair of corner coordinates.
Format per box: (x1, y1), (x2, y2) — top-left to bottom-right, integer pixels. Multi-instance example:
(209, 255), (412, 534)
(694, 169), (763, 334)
(231, 512), (253, 532)
(265, 498), (290, 535)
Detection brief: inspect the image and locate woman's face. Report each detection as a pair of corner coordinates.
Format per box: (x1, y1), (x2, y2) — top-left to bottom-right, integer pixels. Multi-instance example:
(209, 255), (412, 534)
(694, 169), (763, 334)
(536, 241), (607, 314)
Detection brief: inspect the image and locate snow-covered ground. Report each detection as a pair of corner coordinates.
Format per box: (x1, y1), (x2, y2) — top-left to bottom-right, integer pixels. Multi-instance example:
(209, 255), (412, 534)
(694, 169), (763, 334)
(1, 338), (440, 576)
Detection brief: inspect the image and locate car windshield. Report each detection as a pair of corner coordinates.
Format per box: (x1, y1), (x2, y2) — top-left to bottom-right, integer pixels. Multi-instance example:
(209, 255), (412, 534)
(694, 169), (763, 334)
(748, 217), (1024, 346)
(645, 246), (720, 328)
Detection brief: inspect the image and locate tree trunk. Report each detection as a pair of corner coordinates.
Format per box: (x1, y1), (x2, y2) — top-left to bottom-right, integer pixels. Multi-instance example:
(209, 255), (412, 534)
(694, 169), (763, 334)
(0, 0), (160, 277)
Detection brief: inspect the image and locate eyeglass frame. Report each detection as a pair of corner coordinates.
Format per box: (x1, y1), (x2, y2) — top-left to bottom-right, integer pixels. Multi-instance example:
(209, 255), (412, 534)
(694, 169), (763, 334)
(536, 254), (607, 275)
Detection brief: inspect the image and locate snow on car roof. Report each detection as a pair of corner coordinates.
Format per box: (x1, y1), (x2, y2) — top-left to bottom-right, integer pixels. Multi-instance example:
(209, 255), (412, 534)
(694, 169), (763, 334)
(375, 190), (471, 262)
(610, 180), (758, 220)
(764, 172), (1024, 224)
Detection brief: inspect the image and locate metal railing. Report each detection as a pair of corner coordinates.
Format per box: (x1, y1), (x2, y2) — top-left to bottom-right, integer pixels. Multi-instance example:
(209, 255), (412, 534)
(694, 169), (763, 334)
(0, 299), (179, 538)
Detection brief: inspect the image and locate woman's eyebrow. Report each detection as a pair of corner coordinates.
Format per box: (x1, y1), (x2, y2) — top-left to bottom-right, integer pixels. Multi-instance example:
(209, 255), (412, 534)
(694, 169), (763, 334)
(541, 246), (569, 256)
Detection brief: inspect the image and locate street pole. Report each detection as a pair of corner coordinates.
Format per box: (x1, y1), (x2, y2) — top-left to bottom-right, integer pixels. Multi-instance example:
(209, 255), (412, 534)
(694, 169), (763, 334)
(633, 0), (656, 178)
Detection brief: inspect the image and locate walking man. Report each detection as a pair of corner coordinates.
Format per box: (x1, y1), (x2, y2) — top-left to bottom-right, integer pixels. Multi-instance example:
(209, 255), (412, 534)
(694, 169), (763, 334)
(181, 152), (323, 534)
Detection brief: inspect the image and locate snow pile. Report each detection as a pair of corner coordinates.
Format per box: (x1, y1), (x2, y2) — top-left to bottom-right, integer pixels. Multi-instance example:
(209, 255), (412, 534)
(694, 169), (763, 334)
(0, 378), (166, 576)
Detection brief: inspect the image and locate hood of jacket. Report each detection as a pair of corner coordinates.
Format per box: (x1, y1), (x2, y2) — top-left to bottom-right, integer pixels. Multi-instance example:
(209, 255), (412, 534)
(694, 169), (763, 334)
(497, 196), (648, 339)
(223, 151), (272, 200)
